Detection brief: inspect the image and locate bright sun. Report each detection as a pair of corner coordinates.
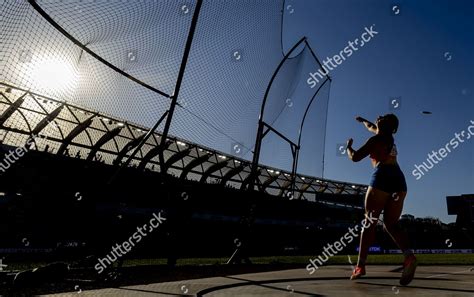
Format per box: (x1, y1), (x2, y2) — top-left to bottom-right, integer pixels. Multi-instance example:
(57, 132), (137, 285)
(30, 57), (77, 94)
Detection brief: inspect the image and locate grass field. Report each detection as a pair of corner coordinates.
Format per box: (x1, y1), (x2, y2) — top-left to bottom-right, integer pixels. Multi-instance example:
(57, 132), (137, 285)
(4, 254), (474, 272)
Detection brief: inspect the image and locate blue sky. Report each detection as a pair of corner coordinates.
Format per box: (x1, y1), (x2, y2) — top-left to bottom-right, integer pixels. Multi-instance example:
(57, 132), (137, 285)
(5, 0), (471, 223)
(283, 0), (473, 223)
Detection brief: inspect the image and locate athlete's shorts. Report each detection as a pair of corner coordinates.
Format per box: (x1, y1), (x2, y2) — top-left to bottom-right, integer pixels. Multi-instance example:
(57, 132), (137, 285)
(369, 164), (407, 193)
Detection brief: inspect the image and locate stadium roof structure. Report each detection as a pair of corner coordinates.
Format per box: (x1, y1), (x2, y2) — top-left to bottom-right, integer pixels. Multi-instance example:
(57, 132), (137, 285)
(0, 0), (367, 203)
(0, 82), (366, 200)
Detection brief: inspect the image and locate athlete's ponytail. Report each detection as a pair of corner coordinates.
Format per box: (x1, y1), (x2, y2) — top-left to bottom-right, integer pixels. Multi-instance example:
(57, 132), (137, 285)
(379, 114), (398, 152)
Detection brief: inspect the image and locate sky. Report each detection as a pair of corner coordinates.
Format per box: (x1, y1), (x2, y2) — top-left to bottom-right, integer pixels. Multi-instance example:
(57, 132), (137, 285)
(2, 0), (471, 224)
(283, 0), (474, 223)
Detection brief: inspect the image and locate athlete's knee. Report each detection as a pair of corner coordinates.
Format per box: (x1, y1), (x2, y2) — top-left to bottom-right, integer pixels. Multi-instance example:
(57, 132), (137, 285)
(361, 223), (376, 233)
(362, 211), (379, 226)
(361, 219), (378, 234)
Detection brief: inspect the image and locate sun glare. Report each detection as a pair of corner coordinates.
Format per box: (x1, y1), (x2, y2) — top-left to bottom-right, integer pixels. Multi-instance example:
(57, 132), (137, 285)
(30, 57), (77, 94)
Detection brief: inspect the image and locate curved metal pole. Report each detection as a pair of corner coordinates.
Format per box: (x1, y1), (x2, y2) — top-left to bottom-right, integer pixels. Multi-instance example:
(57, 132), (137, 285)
(304, 40), (331, 82)
(158, 0), (204, 173)
(279, 0), (286, 56)
(249, 36), (306, 191)
(292, 78), (330, 192)
(290, 40), (332, 194)
(257, 36), (306, 128)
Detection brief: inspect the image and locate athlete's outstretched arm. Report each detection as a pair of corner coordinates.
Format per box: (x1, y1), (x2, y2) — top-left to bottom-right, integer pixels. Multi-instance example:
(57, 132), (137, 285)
(356, 116), (377, 134)
(346, 137), (375, 162)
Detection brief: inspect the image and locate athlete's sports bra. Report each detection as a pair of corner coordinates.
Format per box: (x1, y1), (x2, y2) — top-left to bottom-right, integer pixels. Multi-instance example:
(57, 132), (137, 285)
(370, 135), (397, 166)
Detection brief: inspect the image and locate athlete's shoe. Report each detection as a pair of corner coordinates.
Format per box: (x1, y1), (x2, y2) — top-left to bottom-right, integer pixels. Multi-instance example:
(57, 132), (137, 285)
(400, 254), (417, 286)
(350, 266), (366, 280)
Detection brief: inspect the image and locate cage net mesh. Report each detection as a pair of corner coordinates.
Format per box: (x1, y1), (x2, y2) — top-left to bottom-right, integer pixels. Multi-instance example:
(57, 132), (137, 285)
(258, 45), (330, 177)
(0, 0), (330, 178)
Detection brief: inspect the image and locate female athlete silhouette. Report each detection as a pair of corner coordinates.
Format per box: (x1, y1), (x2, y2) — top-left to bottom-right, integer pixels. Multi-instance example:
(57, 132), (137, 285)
(347, 114), (417, 286)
